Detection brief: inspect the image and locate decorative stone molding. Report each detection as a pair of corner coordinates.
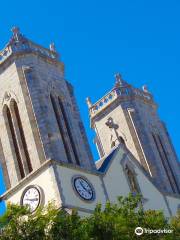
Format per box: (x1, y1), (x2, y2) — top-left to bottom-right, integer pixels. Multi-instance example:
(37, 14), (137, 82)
(2, 91), (19, 106)
(22, 65), (33, 73)
(0, 27), (58, 65)
(49, 43), (56, 52)
(86, 97), (92, 108)
(4, 92), (11, 102)
(142, 85), (149, 93)
(47, 82), (65, 100)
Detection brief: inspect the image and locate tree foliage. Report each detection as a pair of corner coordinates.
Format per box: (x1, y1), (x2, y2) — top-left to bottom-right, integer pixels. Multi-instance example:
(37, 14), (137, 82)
(0, 194), (179, 240)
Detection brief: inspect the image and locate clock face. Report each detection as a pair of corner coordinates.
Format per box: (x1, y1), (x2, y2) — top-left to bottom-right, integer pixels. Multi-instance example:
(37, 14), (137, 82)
(21, 186), (41, 212)
(73, 177), (94, 201)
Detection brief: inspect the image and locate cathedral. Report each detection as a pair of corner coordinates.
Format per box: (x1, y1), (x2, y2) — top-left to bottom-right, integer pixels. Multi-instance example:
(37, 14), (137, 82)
(0, 27), (180, 217)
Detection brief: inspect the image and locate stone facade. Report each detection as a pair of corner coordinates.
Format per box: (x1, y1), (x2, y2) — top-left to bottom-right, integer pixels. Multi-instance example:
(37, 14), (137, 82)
(1, 145), (180, 218)
(0, 28), (180, 217)
(88, 74), (180, 195)
(0, 28), (95, 190)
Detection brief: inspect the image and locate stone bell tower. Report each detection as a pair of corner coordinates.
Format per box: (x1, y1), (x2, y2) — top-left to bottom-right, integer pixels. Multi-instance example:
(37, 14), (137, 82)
(87, 73), (180, 195)
(0, 27), (94, 191)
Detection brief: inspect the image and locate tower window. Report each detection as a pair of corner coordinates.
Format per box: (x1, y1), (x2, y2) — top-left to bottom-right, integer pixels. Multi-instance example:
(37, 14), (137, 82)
(152, 133), (178, 193)
(4, 105), (25, 179)
(58, 97), (80, 166)
(50, 94), (73, 164)
(12, 100), (33, 173)
(157, 135), (179, 193)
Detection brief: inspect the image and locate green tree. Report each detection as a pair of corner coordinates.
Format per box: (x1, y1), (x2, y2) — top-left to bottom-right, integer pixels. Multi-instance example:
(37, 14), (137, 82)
(0, 194), (179, 240)
(169, 210), (180, 240)
(85, 195), (170, 240)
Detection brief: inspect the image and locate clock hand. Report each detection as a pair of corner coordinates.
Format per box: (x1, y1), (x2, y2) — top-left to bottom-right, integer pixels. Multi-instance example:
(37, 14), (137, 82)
(79, 182), (91, 195)
(25, 198), (39, 201)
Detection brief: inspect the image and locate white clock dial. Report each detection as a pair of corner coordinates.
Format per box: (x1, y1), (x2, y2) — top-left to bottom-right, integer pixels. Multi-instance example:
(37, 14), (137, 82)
(73, 177), (94, 201)
(21, 186), (41, 212)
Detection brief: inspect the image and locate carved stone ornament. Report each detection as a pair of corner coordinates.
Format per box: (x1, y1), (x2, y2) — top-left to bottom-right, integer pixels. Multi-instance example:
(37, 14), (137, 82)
(10, 26), (25, 43)
(114, 73), (123, 86)
(22, 65), (33, 72)
(86, 97), (92, 108)
(2, 91), (18, 106)
(142, 85), (149, 93)
(4, 92), (11, 101)
(49, 43), (56, 52)
(47, 82), (65, 100)
(47, 82), (56, 93)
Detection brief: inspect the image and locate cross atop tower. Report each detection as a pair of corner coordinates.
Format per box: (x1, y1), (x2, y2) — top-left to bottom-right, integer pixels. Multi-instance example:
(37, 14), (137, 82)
(88, 74), (180, 195)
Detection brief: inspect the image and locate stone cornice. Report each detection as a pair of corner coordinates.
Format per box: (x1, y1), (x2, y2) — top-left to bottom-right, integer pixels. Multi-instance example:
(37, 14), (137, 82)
(0, 159), (101, 201)
(0, 36), (58, 65)
(89, 86), (157, 128)
(1, 150), (179, 202)
(0, 159), (52, 201)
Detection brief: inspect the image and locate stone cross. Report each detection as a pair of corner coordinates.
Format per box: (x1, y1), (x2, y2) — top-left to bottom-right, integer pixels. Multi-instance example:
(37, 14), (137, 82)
(105, 117), (121, 147)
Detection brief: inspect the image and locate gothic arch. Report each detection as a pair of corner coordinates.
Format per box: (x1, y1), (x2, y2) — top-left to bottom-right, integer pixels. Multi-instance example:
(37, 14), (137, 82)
(2, 91), (19, 107)
(3, 104), (25, 180)
(49, 93), (73, 164)
(47, 82), (65, 100)
(58, 96), (80, 166)
(10, 99), (33, 174)
(49, 93), (80, 166)
(151, 131), (179, 194)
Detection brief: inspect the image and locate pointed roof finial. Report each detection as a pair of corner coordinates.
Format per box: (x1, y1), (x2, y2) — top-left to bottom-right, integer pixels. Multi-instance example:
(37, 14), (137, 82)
(50, 43), (56, 52)
(114, 73), (124, 87)
(142, 85), (149, 93)
(86, 97), (92, 108)
(11, 26), (20, 34)
(11, 26), (22, 42)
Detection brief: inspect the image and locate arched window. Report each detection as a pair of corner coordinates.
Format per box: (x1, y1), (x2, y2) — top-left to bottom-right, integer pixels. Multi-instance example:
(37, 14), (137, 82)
(157, 135), (179, 192)
(125, 165), (140, 195)
(12, 100), (32, 173)
(3, 105), (25, 179)
(58, 97), (80, 166)
(152, 133), (179, 193)
(50, 94), (73, 164)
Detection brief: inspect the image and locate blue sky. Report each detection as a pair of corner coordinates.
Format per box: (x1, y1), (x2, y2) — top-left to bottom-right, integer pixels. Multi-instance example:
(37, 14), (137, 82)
(0, 0), (180, 214)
